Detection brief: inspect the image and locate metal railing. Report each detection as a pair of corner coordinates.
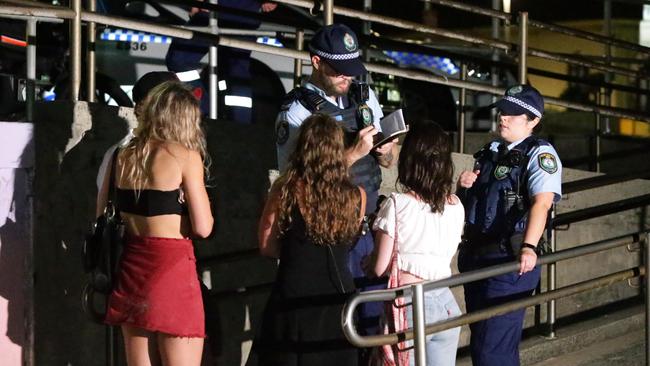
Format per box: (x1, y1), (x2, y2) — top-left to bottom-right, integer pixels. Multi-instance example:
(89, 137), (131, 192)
(562, 169), (650, 194)
(6, 0), (644, 173)
(3, 0), (650, 125)
(342, 231), (650, 365)
(2, 1), (650, 365)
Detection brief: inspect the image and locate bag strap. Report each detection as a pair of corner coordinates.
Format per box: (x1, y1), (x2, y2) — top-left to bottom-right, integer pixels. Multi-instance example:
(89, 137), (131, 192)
(380, 194), (410, 366)
(106, 148), (121, 219)
(390, 194), (400, 282)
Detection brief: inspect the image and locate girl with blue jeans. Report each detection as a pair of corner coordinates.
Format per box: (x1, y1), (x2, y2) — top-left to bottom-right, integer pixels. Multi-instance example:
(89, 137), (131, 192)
(370, 120), (463, 366)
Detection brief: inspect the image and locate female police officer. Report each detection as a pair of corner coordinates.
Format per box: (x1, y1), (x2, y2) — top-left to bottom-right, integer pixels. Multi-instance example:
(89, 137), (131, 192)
(457, 84), (562, 366)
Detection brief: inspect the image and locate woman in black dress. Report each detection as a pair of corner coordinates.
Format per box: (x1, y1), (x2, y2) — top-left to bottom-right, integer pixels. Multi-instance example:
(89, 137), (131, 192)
(257, 113), (367, 366)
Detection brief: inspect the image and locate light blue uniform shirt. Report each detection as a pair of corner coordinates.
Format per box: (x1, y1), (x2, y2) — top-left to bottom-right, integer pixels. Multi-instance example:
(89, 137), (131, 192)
(275, 82), (384, 172)
(489, 137), (562, 202)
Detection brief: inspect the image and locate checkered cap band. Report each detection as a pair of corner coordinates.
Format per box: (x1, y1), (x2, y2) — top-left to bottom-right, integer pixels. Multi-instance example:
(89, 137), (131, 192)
(504, 96), (542, 118)
(309, 45), (360, 60)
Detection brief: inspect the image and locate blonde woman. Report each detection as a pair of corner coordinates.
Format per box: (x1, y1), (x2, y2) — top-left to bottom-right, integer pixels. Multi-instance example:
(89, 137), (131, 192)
(97, 81), (213, 366)
(256, 114), (368, 366)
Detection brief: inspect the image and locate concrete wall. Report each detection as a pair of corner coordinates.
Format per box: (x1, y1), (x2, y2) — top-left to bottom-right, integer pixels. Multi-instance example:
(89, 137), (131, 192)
(29, 102), (650, 365)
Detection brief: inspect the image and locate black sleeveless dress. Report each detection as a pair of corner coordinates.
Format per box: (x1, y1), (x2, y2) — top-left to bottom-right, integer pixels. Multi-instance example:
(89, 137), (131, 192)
(256, 210), (358, 366)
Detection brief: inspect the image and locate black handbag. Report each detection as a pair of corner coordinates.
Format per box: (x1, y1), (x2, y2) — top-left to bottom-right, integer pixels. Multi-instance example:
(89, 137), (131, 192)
(82, 148), (124, 323)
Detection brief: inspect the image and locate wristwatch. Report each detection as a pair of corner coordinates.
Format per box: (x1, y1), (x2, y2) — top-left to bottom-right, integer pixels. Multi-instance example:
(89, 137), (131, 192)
(521, 243), (538, 252)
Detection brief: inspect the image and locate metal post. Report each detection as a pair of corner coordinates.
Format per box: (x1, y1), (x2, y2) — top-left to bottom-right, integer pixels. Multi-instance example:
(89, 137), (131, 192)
(645, 232), (650, 366)
(25, 19), (36, 122)
(323, 0), (334, 25)
(490, 0), (500, 132)
(547, 205), (557, 338)
(412, 283), (426, 366)
(363, 0), (372, 37)
(595, 91), (601, 173)
(209, 0), (218, 119)
(603, 0), (612, 135)
(293, 29), (304, 88)
(86, 0), (96, 102)
(518, 12), (528, 84)
(361, 0), (372, 84)
(107, 326), (115, 366)
(70, 0), (81, 101)
(458, 63), (467, 154)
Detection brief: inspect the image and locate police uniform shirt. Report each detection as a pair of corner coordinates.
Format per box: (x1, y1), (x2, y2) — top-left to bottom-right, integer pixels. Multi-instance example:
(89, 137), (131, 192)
(489, 137), (562, 202)
(275, 82), (384, 172)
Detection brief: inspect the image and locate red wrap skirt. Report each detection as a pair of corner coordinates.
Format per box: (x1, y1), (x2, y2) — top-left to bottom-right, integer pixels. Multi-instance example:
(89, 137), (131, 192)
(104, 235), (205, 338)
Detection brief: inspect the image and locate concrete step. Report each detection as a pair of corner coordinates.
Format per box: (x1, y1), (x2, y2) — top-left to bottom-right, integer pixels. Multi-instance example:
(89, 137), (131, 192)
(456, 303), (645, 366)
(530, 329), (644, 366)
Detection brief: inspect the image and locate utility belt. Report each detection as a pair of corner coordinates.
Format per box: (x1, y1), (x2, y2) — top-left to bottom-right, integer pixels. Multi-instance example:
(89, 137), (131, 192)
(461, 229), (547, 257)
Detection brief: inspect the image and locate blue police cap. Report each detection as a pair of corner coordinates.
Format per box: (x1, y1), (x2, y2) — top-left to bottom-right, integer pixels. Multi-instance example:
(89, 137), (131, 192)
(492, 84), (544, 118)
(309, 24), (367, 77)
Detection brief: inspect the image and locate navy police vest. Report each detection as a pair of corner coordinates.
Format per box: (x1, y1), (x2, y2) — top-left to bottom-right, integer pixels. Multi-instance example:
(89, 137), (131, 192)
(462, 136), (549, 243)
(282, 87), (382, 193)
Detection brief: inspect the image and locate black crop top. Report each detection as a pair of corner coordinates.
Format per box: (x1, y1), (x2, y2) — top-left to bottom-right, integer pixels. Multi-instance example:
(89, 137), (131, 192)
(116, 188), (188, 216)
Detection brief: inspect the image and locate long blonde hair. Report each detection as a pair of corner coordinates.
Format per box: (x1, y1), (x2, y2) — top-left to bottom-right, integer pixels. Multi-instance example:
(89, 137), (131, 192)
(276, 114), (360, 246)
(120, 81), (208, 191)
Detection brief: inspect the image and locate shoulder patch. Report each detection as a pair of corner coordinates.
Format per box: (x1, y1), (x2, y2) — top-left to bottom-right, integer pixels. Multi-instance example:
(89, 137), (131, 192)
(538, 153), (558, 174)
(276, 120), (290, 145)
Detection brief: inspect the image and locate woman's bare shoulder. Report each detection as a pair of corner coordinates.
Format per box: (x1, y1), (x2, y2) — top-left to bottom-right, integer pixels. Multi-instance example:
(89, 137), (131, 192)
(156, 142), (204, 169)
(158, 142), (191, 158)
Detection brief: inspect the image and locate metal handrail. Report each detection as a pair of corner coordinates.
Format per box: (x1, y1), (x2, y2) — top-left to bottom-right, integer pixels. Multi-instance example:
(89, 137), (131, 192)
(272, 0), (649, 79)
(527, 47), (639, 79)
(0, 3), (75, 19)
(423, 0), (650, 59)
(175, 0), (650, 96)
(367, 33), (649, 95)
(422, 0), (512, 21)
(342, 231), (645, 347)
(563, 170), (650, 194)
(553, 194), (650, 227)
(4, 3), (650, 121)
(423, 0), (650, 55)
(528, 18), (650, 55)
(274, 0), (511, 50)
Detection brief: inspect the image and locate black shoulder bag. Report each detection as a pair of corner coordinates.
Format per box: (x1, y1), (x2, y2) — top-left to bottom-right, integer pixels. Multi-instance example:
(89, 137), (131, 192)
(82, 148), (125, 323)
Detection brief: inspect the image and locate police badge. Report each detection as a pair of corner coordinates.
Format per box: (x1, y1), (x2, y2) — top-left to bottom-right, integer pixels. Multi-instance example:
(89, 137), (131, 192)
(276, 120), (289, 145)
(494, 165), (511, 180)
(507, 85), (523, 96)
(357, 104), (373, 128)
(343, 33), (356, 51)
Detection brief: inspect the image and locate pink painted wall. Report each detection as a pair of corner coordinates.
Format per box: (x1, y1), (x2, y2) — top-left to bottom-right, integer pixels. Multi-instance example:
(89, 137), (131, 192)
(0, 122), (34, 365)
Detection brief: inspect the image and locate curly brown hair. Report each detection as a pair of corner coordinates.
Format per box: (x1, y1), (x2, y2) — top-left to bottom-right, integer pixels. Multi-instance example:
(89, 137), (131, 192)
(276, 114), (361, 246)
(397, 120), (454, 213)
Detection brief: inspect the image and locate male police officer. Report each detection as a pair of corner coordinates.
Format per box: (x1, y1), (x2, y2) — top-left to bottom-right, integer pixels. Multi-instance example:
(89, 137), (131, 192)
(275, 23), (397, 339)
(457, 85), (562, 366)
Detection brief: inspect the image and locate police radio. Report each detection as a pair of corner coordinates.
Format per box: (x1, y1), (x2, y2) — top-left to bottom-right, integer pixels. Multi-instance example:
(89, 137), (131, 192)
(349, 81), (369, 103)
(348, 81), (373, 130)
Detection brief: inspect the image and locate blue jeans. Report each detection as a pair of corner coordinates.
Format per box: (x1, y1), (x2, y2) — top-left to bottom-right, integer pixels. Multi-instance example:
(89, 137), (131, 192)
(406, 287), (461, 366)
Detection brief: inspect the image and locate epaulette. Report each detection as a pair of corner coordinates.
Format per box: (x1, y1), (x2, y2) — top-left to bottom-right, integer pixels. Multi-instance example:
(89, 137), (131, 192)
(473, 142), (492, 160)
(280, 89), (299, 111)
